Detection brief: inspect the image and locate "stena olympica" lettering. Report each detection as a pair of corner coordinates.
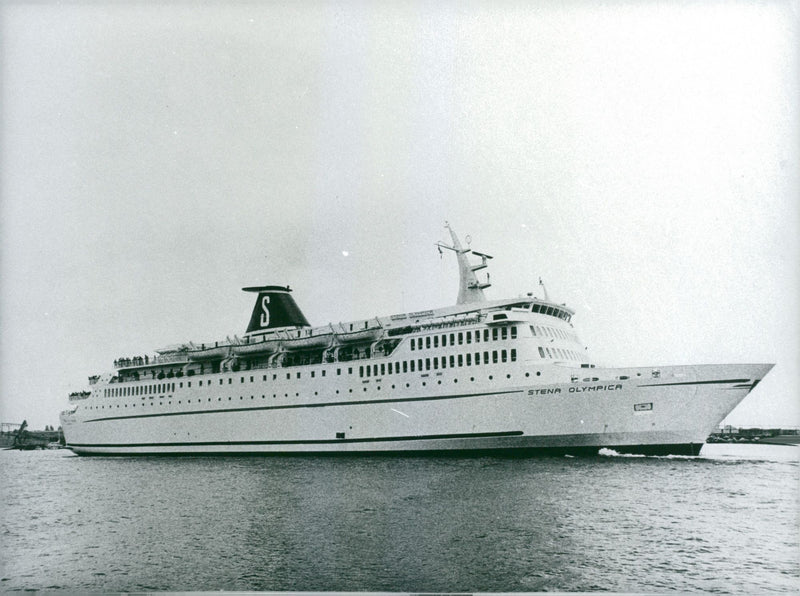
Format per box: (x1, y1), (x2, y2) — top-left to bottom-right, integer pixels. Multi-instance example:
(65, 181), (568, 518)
(528, 383), (623, 396)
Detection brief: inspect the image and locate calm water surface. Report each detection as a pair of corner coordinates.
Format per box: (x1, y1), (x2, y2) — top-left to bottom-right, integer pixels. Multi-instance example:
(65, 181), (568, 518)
(1, 444), (797, 593)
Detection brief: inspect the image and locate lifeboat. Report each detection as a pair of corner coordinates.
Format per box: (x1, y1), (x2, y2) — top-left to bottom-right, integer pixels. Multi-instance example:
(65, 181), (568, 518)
(282, 328), (334, 350)
(232, 336), (282, 356)
(188, 344), (231, 360)
(334, 323), (384, 343)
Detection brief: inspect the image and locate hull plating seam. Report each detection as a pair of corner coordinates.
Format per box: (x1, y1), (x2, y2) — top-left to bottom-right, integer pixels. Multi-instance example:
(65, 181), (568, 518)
(67, 430), (525, 448)
(637, 378), (750, 387)
(80, 388), (525, 424)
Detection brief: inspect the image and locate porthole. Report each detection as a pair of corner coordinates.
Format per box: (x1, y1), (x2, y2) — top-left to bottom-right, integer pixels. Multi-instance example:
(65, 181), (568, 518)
(470, 377), (475, 381)
(536, 371), (541, 376)
(422, 382), (426, 386)
(488, 375), (493, 380)
(405, 383), (410, 388)
(437, 380), (442, 385)
(454, 379), (458, 383)
(525, 372), (530, 377)
(506, 374), (511, 379)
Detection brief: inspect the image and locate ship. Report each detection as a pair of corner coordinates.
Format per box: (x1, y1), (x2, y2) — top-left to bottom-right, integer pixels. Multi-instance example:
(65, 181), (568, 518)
(60, 224), (773, 456)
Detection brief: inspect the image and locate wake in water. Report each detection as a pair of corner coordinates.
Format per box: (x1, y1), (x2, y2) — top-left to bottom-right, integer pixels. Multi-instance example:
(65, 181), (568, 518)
(599, 444), (800, 464)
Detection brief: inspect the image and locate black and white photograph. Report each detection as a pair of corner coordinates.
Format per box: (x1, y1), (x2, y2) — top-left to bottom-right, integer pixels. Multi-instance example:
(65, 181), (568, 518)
(1, 1), (798, 593)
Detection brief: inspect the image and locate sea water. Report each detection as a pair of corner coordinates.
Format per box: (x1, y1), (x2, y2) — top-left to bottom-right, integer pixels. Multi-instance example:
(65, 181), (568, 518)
(1, 443), (797, 593)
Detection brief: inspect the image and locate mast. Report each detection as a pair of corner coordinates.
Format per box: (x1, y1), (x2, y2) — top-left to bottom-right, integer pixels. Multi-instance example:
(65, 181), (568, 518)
(436, 222), (492, 305)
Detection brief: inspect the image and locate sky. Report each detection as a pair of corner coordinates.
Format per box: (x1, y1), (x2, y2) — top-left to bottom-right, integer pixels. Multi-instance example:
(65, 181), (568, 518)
(1, 1), (798, 430)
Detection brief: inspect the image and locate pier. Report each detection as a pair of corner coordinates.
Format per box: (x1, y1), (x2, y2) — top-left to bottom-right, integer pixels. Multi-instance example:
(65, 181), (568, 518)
(0, 421), (64, 450)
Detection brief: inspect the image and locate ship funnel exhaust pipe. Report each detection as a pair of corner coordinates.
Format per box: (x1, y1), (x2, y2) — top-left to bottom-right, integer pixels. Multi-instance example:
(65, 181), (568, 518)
(242, 286), (310, 334)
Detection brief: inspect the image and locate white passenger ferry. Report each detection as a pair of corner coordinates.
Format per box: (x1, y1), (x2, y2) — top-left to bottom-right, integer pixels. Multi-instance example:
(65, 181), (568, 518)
(60, 225), (773, 456)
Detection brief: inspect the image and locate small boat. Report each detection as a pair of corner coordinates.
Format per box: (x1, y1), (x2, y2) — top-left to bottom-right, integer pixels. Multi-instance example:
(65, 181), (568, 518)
(232, 336), (282, 356)
(188, 344), (231, 360)
(282, 329), (334, 350)
(334, 322), (384, 343)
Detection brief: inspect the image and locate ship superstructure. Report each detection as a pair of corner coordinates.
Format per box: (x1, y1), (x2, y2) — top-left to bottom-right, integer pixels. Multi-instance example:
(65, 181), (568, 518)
(61, 225), (773, 456)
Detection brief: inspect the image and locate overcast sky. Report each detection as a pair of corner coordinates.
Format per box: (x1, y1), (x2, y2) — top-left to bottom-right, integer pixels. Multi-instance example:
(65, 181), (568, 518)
(2, 1), (798, 429)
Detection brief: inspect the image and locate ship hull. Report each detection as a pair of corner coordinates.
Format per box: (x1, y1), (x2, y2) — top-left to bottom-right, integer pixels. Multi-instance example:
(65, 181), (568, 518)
(61, 363), (771, 457)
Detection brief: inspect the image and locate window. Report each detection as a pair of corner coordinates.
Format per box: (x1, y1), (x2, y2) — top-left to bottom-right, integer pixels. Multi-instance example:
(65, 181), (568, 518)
(483, 329), (489, 341)
(457, 354), (463, 367)
(474, 330), (480, 343)
(433, 358), (438, 370)
(425, 358), (431, 371)
(511, 349), (517, 361)
(410, 360), (415, 372)
(545, 347), (552, 358)
(538, 346), (545, 358)
(410, 339), (415, 351)
(450, 355), (455, 367)
(403, 361), (408, 373)
(492, 328), (498, 341)
(359, 366), (364, 378)
(433, 336), (438, 348)
(450, 333), (455, 345)
(458, 332), (463, 345)
(426, 336), (431, 349)
(442, 335), (447, 347)
(501, 349), (507, 362)
(501, 327), (507, 340)
(511, 327), (517, 339)
(380, 363), (385, 375)
(493, 350), (498, 363)
(466, 332), (471, 344)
